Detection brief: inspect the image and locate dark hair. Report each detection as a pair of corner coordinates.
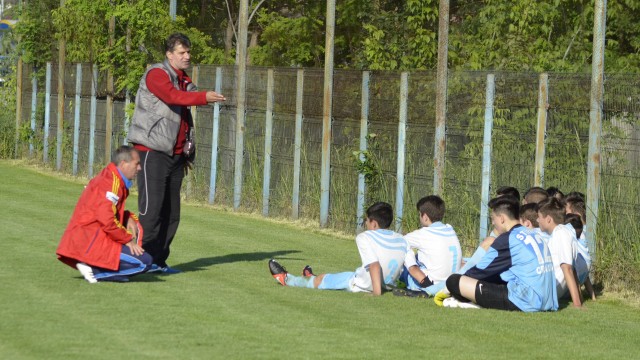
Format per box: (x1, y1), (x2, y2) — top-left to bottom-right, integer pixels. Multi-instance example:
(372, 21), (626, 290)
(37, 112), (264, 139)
(564, 213), (583, 239)
(165, 33), (191, 53)
(496, 186), (520, 201)
(565, 191), (585, 201)
(537, 197), (565, 225)
(546, 186), (565, 200)
(112, 145), (136, 165)
(416, 195), (445, 223)
(366, 202), (394, 229)
(524, 187), (549, 204)
(519, 203), (539, 227)
(489, 195), (519, 220)
(565, 194), (586, 224)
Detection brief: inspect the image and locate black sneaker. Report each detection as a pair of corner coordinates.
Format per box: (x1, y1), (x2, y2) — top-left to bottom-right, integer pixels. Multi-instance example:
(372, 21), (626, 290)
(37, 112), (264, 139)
(268, 259), (288, 286)
(392, 287), (429, 298)
(302, 265), (315, 277)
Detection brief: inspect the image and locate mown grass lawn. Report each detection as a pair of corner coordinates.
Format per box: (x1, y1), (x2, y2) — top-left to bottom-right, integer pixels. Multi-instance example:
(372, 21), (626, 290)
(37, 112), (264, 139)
(1, 160), (639, 359)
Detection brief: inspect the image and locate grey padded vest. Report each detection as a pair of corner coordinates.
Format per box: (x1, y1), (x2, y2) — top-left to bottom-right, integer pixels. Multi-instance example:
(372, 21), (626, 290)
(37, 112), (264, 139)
(128, 60), (196, 155)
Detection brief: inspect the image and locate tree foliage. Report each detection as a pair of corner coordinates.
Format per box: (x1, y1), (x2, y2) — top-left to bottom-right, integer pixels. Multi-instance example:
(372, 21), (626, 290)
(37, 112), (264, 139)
(10, 0), (640, 84)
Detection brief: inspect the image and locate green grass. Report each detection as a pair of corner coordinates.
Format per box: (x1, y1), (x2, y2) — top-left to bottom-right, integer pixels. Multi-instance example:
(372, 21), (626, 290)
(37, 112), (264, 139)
(1, 160), (640, 359)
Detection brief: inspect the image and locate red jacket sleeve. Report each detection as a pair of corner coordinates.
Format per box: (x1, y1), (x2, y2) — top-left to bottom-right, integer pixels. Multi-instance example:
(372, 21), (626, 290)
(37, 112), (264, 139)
(146, 68), (208, 106)
(92, 175), (133, 245)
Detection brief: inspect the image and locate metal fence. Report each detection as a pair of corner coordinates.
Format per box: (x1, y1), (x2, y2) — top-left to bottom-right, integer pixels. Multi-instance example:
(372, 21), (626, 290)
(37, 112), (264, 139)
(14, 63), (640, 282)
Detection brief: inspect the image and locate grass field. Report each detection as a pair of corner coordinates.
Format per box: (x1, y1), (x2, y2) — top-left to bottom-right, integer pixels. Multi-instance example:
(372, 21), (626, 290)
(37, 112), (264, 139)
(1, 160), (639, 359)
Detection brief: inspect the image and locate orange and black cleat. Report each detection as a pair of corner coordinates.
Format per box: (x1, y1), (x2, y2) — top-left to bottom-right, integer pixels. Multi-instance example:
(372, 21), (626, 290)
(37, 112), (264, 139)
(269, 259), (288, 286)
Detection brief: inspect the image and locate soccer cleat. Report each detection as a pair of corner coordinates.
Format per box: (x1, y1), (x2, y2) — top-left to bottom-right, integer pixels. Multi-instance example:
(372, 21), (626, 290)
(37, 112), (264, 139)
(434, 290), (451, 307)
(302, 265), (315, 277)
(442, 297), (482, 309)
(76, 262), (98, 284)
(442, 297), (459, 308)
(392, 287), (429, 299)
(268, 259), (288, 286)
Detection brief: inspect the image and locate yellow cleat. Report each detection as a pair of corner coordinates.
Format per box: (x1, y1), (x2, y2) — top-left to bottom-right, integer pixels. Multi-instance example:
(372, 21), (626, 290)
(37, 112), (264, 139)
(434, 290), (451, 307)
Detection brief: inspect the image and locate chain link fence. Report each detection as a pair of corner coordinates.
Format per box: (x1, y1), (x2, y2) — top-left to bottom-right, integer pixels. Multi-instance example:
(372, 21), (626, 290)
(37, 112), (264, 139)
(14, 63), (640, 291)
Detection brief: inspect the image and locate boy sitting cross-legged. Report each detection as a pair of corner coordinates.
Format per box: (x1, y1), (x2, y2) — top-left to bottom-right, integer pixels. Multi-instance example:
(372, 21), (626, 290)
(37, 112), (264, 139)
(268, 202), (409, 296)
(393, 195), (462, 298)
(537, 197), (583, 308)
(438, 195), (558, 312)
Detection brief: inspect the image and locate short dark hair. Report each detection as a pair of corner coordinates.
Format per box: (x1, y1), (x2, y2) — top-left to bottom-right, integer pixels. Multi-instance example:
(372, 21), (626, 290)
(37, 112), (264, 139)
(565, 194), (586, 224)
(546, 186), (565, 200)
(524, 187), (549, 204)
(496, 186), (520, 201)
(165, 33), (191, 53)
(112, 145), (136, 165)
(537, 197), (565, 225)
(564, 213), (583, 239)
(489, 195), (519, 220)
(519, 203), (539, 227)
(416, 195), (445, 223)
(366, 202), (394, 229)
(565, 191), (585, 201)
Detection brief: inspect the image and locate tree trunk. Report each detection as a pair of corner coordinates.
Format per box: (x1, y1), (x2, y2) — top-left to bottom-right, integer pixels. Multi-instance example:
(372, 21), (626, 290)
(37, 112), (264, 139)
(225, 20), (234, 58)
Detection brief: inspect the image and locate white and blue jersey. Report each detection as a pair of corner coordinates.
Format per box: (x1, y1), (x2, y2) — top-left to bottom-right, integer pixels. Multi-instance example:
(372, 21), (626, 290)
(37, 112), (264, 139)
(403, 222), (462, 284)
(569, 224), (591, 285)
(350, 229), (409, 293)
(465, 224), (558, 312)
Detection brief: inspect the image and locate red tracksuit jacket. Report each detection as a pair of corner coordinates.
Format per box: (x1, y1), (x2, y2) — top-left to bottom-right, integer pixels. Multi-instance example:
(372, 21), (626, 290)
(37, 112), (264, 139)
(57, 163), (136, 271)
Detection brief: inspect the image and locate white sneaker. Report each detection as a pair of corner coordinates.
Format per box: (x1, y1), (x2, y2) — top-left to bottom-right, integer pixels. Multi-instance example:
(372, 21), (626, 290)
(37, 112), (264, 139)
(443, 297), (482, 309)
(76, 262), (98, 284)
(443, 297), (460, 308)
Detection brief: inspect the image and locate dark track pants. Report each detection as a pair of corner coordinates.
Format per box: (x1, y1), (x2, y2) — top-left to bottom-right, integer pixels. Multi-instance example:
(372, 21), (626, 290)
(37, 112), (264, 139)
(137, 150), (186, 267)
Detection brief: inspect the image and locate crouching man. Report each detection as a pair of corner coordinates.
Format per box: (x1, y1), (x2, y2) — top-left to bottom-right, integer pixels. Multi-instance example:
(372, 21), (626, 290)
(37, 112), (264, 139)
(56, 146), (152, 283)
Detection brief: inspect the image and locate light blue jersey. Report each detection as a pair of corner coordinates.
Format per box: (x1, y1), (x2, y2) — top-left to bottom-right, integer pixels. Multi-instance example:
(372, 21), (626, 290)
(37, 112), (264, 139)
(467, 225), (558, 312)
(502, 227), (558, 312)
(572, 225), (591, 284)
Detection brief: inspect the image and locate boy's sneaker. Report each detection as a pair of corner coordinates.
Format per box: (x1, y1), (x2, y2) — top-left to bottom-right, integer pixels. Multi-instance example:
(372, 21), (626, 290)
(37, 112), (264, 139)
(434, 290), (451, 307)
(268, 259), (288, 286)
(76, 262), (98, 284)
(302, 265), (315, 277)
(443, 297), (482, 309)
(392, 288), (429, 298)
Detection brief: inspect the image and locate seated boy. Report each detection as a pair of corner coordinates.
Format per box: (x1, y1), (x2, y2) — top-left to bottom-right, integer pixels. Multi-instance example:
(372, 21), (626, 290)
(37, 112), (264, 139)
(393, 195), (462, 297)
(537, 197), (583, 308)
(268, 202), (409, 296)
(519, 203), (550, 242)
(438, 195), (558, 312)
(565, 213), (596, 301)
(565, 192), (587, 240)
(522, 187), (549, 205)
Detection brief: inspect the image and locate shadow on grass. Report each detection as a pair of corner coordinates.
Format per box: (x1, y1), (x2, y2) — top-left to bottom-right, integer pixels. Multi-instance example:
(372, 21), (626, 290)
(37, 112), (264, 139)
(173, 249), (303, 272)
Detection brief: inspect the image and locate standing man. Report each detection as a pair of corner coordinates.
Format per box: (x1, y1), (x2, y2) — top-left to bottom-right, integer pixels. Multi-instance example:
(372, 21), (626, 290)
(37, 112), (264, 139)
(57, 146), (152, 283)
(128, 33), (226, 273)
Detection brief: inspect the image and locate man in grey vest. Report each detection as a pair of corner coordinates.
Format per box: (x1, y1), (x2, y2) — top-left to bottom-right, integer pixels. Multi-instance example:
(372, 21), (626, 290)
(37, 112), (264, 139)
(128, 33), (225, 273)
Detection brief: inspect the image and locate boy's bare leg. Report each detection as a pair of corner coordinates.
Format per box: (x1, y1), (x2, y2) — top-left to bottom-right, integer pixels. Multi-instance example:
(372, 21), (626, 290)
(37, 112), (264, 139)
(459, 276), (479, 303)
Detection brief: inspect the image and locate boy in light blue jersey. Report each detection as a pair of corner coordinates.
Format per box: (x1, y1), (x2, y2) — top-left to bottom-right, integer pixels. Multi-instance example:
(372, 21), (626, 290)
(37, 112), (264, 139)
(394, 195), (462, 297)
(439, 195), (558, 312)
(269, 202), (409, 296)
